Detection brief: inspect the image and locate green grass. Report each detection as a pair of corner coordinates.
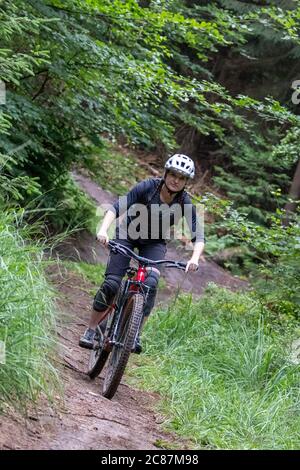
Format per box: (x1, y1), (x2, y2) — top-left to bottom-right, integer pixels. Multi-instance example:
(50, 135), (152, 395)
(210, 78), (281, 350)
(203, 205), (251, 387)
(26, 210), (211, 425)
(127, 284), (300, 449)
(0, 210), (59, 411)
(83, 140), (148, 195)
(61, 260), (106, 294)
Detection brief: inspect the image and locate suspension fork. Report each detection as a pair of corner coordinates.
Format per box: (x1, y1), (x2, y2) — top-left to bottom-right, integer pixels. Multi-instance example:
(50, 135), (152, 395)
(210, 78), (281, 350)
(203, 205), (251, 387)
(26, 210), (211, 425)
(130, 266), (152, 343)
(108, 278), (135, 346)
(129, 265), (146, 291)
(109, 266), (151, 347)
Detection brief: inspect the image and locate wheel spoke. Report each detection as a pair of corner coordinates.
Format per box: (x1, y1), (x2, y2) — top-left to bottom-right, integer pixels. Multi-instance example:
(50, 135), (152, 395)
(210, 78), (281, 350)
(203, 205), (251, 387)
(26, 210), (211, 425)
(102, 293), (144, 399)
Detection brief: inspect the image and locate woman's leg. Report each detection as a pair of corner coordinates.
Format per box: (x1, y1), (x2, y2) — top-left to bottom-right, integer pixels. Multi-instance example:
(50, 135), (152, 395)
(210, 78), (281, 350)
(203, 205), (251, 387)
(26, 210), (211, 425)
(139, 242), (167, 317)
(132, 242), (166, 353)
(79, 238), (135, 348)
(90, 274), (122, 328)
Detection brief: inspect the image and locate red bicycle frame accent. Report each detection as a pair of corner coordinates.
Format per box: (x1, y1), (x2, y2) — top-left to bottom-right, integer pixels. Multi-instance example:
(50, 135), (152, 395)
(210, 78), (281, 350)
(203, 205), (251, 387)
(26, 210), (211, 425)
(129, 265), (146, 291)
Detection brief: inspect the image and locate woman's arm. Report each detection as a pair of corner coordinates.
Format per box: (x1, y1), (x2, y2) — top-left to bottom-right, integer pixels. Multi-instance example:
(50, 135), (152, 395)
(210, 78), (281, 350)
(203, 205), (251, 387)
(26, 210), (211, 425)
(191, 241), (205, 262)
(96, 210), (116, 246)
(185, 241), (204, 272)
(182, 193), (205, 272)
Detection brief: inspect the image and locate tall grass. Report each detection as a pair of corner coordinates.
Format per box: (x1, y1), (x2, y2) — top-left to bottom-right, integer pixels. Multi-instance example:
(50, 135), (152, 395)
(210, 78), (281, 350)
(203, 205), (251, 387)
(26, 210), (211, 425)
(0, 210), (59, 411)
(128, 285), (300, 449)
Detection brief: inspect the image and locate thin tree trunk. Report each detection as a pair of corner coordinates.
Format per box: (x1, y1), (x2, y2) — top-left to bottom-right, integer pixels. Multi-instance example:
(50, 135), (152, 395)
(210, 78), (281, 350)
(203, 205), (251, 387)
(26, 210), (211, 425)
(283, 158), (300, 226)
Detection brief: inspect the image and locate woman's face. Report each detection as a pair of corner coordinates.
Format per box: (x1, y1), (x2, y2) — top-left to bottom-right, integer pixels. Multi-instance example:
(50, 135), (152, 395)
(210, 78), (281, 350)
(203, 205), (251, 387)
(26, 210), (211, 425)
(165, 170), (188, 192)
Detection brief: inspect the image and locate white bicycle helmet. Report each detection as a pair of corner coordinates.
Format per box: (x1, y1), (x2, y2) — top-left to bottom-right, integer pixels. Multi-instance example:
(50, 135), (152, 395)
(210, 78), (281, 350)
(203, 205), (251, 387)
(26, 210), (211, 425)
(165, 154), (195, 179)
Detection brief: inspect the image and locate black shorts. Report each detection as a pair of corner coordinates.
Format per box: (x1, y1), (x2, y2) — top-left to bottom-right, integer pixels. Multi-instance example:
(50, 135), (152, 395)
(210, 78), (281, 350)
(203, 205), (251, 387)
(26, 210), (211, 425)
(105, 237), (167, 278)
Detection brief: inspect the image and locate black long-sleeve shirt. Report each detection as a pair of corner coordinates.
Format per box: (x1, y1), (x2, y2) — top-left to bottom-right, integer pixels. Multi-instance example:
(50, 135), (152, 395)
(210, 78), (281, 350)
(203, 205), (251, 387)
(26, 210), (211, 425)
(112, 178), (204, 244)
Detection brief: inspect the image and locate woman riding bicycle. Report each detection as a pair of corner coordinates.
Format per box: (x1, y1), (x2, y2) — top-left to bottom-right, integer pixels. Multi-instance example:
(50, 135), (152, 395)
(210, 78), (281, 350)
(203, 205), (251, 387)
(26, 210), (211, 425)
(79, 154), (204, 353)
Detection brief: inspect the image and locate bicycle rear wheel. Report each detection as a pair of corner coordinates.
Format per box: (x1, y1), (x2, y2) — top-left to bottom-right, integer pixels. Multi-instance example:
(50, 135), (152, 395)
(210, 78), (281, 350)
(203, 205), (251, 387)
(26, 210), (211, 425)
(102, 293), (144, 399)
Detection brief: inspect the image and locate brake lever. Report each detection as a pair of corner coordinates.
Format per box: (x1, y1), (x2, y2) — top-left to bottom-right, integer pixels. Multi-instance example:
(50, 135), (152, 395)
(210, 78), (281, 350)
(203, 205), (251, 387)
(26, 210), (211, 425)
(111, 246), (132, 259)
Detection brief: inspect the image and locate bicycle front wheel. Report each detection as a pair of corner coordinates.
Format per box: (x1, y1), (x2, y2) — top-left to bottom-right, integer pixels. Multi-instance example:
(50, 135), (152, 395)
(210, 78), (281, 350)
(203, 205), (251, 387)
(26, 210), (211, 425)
(102, 293), (144, 399)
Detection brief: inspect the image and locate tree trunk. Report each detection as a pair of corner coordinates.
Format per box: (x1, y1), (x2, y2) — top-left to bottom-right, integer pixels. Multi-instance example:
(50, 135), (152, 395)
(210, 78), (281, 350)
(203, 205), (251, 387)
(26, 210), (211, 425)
(283, 158), (300, 225)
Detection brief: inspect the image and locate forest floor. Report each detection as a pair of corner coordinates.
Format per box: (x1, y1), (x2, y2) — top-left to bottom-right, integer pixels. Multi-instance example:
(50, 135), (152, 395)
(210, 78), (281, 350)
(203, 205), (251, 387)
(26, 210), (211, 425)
(0, 172), (247, 450)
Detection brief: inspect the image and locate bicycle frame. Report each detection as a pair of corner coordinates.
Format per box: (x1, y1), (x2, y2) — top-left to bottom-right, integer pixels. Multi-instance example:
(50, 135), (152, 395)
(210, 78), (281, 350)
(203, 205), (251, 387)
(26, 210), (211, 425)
(88, 240), (194, 394)
(97, 240), (191, 352)
(100, 264), (151, 352)
(129, 265), (147, 289)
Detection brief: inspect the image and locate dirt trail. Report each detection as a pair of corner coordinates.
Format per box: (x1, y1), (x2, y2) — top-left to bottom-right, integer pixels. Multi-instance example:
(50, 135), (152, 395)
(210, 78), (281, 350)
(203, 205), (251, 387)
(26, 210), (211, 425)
(0, 269), (190, 450)
(0, 171), (247, 450)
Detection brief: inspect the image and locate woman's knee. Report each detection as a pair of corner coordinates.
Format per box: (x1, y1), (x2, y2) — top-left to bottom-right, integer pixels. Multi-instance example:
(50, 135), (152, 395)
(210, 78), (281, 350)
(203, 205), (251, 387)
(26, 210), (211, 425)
(93, 275), (122, 311)
(143, 269), (160, 317)
(144, 268), (160, 289)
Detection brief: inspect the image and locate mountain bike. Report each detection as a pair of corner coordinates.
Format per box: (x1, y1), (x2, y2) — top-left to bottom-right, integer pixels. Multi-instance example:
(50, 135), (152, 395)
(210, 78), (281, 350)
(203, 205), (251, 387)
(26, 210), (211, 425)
(87, 240), (189, 399)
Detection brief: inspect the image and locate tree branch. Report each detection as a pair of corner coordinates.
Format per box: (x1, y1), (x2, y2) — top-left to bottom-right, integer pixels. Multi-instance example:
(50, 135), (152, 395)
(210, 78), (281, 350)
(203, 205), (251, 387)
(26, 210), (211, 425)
(32, 71), (50, 101)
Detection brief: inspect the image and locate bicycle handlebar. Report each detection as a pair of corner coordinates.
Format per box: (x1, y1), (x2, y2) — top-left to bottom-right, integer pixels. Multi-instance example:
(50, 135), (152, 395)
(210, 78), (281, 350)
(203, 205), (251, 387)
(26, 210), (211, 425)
(107, 240), (198, 272)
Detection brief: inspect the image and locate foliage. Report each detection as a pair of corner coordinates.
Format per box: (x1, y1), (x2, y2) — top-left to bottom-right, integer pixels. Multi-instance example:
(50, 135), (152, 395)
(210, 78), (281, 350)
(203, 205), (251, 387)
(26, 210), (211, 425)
(0, 1), (60, 411)
(1, 0), (300, 229)
(254, 251), (300, 324)
(212, 124), (300, 224)
(0, 210), (59, 410)
(1, 0), (300, 427)
(169, 1), (300, 224)
(41, 173), (97, 232)
(128, 287), (300, 449)
(195, 190), (300, 319)
(83, 140), (148, 195)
